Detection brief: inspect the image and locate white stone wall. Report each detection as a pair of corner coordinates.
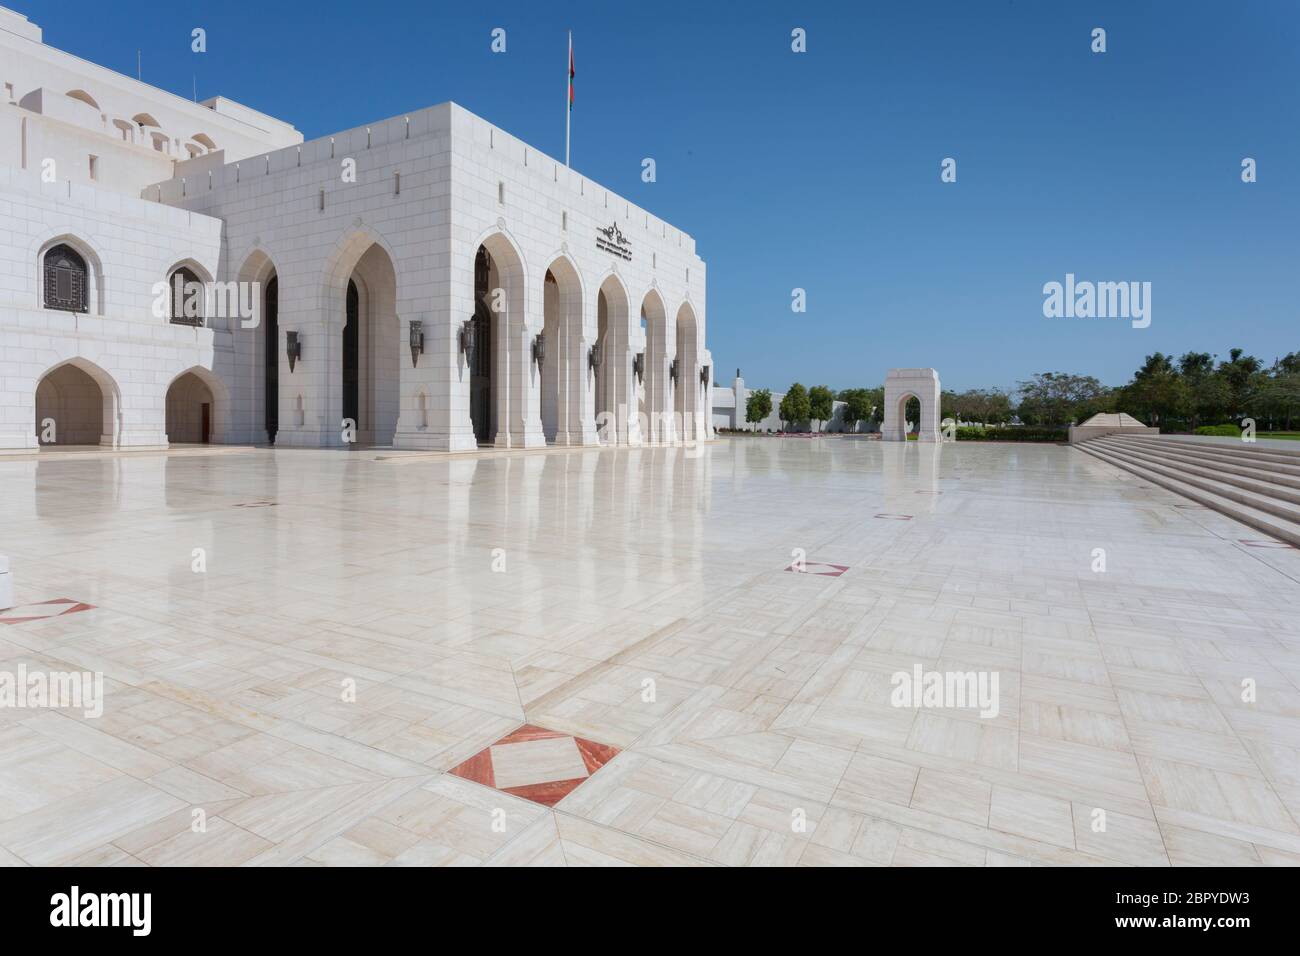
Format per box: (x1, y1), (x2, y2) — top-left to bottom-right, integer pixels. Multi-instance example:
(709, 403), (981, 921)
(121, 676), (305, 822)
(1, 6), (710, 453)
(1, 7), (300, 199)
(712, 377), (875, 434)
(0, 166), (223, 451)
(154, 102), (710, 450)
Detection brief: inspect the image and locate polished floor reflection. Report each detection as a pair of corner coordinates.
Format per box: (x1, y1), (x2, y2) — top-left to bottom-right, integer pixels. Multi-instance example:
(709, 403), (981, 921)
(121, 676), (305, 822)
(1, 437), (1299, 866)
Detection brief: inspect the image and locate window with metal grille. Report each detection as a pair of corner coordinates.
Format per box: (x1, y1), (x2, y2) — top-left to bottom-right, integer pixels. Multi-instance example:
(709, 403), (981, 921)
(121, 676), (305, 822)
(43, 244), (88, 312)
(169, 266), (204, 326)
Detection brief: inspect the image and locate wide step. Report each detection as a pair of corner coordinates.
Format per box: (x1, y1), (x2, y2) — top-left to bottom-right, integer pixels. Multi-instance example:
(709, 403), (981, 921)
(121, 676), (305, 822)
(1091, 438), (1300, 502)
(1075, 438), (1300, 548)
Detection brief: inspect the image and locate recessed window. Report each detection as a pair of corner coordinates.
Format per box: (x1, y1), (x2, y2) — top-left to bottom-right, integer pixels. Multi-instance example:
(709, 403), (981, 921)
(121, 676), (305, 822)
(562, 211), (567, 231)
(88, 155), (98, 181)
(498, 181), (505, 205)
(169, 266), (204, 326)
(43, 244), (88, 313)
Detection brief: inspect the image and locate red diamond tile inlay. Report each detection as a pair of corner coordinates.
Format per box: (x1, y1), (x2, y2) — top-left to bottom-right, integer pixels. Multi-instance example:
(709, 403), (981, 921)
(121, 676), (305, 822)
(448, 724), (620, 807)
(0, 599), (96, 626)
(785, 561), (849, 577)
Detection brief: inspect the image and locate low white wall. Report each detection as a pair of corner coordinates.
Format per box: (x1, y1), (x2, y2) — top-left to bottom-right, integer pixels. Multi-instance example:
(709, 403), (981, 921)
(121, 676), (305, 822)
(1069, 424), (1160, 443)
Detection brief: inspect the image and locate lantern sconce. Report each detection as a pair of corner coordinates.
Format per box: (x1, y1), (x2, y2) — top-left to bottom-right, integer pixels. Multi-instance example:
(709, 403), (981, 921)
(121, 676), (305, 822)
(532, 332), (545, 368)
(699, 364), (711, 388)
(409, 320), (424, 368)
(633, 351), (645, 384)
(459, 318), (475, 360)
(286, 330), (302, 373)
(669, 358), (679, 385)
(588, 341), (602, 371)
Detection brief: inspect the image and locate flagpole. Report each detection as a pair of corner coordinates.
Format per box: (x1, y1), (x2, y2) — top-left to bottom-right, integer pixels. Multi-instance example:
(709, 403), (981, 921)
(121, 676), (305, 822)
(565, 31), (572, 167)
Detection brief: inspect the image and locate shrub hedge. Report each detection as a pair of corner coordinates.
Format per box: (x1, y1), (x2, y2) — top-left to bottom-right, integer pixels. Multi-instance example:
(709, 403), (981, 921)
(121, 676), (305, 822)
(955, 426), (1068, 442)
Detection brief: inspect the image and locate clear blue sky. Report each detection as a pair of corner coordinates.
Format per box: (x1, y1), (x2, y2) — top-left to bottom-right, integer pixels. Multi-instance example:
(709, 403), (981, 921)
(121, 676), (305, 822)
(24, 0), (1300, 392)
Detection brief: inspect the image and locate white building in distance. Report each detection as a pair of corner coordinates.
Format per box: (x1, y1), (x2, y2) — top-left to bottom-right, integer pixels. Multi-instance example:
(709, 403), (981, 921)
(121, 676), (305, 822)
(712, 370), (874, 433)
(0, 5), (711, 453)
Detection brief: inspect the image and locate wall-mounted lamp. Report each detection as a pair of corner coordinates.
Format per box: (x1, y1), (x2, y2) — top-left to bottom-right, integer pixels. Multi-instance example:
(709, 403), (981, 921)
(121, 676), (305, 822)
(633, 351), (645, 384)
(588, 341), (602, 371)
(286, 330), (301, 373)
(699, 364), (711, 388)
(409, 320), (425, 368)
(669, 358), (679, 384)
(532, 332), (545, 368)
(459, 318), (476, 361)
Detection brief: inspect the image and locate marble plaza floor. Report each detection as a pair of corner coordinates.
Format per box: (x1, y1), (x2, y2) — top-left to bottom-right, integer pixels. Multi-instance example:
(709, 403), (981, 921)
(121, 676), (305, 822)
(2, 436), (1299, 867)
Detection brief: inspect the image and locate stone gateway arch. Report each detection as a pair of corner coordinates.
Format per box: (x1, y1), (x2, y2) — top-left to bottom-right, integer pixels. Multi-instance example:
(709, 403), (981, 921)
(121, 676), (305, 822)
(882, 368), (941, 442)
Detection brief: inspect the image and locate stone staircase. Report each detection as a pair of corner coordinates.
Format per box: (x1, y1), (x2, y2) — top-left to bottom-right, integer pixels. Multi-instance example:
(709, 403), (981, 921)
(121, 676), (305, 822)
(1074, 434), (1300, 547)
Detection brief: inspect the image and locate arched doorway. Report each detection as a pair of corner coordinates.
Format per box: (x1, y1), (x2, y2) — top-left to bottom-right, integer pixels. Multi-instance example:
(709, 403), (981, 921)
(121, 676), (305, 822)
(640, 290), (669, 443)
(595, 275), (632, 444)
(343, 278), (359, 430)
(882, 368), (941, 442)
(895, 393), (919, 439)
(233, 249), (280, 445)
(264, 274), (279, 443)
(339, 243), (399, 446)
(467, 235), (527, 447)
(540, 257), (583, 445)
(541, 269), (559, 442)
(674, 303), (699, 443)
(470, 246), (495, 445)
(34, 360), (119, 449)
(165, 369), (227, 444)
(595, 289), (611, 441)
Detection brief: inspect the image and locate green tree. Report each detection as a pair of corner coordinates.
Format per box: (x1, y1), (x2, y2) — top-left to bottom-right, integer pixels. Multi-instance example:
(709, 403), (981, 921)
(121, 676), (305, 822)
(1015, 372), (1107, 426)
(904, 396), (920, 433)
(1120, 357), (1189, 428)
(947, 388), (1013, 425)
(808, 385), (834, 430)
(745, 388), (772, 428)
(779, 383), (811, 430)
(1177, 351), (1229, 429)
(837, 388), (874, 432)
(1219, 347), (1263, 417)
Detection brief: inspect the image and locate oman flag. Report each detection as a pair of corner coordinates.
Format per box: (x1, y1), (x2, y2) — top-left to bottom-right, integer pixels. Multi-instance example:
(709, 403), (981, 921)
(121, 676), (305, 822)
(568, 34), (575, 110)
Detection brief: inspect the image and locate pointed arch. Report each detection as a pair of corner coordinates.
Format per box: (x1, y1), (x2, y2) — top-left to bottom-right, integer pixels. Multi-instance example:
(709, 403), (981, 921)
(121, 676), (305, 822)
(540, 253), (585, 444)
(594, 272), (633, 443)
(320, 228), (401, 446)
(165, 365), (231, 444)
(35, 233), (104, 315)
(65, 89), (99, 110)
(675, 301), (701, 443)
(236, 248), (280, 444)
(34, 357), (121, 449)
(639, 288), (670, 442)
(467, 230), (528, 446)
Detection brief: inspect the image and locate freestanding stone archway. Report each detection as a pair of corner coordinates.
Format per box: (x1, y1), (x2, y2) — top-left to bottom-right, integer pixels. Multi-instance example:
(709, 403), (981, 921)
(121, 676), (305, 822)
(883, 368), (941, 442)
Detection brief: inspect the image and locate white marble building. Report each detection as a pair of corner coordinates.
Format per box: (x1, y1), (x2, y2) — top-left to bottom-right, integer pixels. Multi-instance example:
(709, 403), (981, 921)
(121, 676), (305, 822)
(0, 5), (711, 454)
(711, 371), (872, 434)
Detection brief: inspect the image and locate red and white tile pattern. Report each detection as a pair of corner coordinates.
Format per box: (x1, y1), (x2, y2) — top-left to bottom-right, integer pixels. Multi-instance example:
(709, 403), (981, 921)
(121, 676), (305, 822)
(0, 599), (95, 626)
(448, 724), (620, 807)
